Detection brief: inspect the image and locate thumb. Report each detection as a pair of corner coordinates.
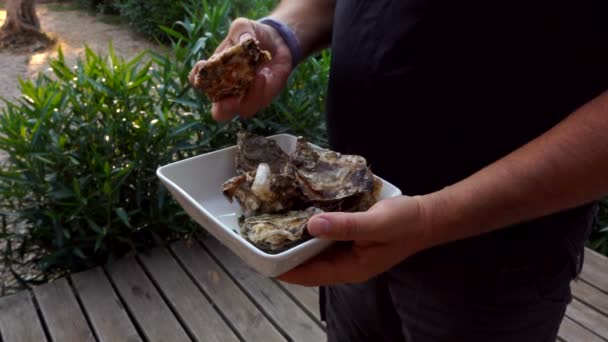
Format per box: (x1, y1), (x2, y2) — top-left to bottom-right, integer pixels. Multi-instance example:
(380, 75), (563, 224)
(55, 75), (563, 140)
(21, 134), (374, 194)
(213, 18), (256, 54)
(307, 212), (378, 241)
(239, 32), (254, 43)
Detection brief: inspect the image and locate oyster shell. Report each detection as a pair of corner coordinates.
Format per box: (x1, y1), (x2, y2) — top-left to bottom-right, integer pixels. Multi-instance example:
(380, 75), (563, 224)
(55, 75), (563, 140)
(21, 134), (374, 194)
(291, 137), (376, 202)
(222, 132), (383, 252)
(235, 131), (290, 174)
(222, 163), (304, 217)
(222, 172), (261, 217)
(240, 207), (323, 253)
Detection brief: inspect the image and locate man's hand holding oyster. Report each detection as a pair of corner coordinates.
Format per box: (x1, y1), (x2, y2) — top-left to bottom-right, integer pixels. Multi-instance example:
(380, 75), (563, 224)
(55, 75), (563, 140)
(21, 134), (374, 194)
(187, 15), (437, 286)
(188, 4), (608, 290)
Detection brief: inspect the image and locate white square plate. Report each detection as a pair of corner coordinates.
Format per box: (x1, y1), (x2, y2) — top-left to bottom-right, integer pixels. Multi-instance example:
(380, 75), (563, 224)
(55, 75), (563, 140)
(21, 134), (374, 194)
(156, 134), (402, 277)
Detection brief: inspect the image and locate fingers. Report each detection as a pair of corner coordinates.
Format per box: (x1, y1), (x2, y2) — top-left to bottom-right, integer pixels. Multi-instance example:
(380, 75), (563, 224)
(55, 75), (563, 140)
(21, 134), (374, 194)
(307, 211), (379, 241)
(188, 60), (206, 89)
(277, 244), (384, 286)
(215, 18), (256, 54)
(277, 245), (391, 286)
(211, 68), (271, 122)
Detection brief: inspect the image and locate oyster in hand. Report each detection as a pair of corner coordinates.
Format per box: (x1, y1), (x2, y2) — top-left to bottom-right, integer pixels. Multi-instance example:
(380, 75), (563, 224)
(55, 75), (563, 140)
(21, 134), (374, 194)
(240, 207), (323, 253)
(192, 38), (271, 102)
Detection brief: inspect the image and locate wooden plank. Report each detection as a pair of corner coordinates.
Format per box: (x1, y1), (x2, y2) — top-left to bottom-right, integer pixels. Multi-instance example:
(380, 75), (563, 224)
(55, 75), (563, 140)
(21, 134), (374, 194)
(565, 299), (608, 340)
(580, 248), (608, 293)
(171, 240), (285, 342)
(201, 236), (326, 340)
(0, 291), (47, 342)
(106, 255), (191, 342)
(71, 267), (142, 342)
(33, 278), (96, 342)
(276, 281), (322, 323)
(558, 316), (605, 342)
(571, 279), (608, 316)
(138, 247), (239, 342)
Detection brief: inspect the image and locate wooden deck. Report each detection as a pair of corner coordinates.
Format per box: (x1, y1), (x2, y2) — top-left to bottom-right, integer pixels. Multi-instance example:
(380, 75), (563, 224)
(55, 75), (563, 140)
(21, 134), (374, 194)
(0, 235), (606, 342)
(558, 248), (608, 342)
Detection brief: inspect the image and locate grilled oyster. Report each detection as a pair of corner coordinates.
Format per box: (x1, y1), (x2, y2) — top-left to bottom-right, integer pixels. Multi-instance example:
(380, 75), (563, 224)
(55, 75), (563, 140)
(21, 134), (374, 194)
(240, 207), (323, 253)
(222, 132), (383, 253)
(222, 163), (305, 217)
(192, 38), (271, 102)
(235, 131), (290, 174)
(222, 172), (260, 217)
(291, 137), (377, 203)
(309, 177), (383, 213)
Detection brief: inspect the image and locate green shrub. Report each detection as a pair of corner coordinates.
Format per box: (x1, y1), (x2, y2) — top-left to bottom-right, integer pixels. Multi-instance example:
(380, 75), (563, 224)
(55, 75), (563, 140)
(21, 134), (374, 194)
(0, 45), (207, 272)
(74, 0), (118, 15)
(115, 0), (187, 42)
(588, 199), (608, 256)
(0, 0), (329, 278)
(74, 0), (280, 44)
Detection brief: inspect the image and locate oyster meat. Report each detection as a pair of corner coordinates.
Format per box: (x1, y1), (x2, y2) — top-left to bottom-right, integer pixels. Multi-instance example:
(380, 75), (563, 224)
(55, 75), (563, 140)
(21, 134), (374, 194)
(222, 132), (382, 253)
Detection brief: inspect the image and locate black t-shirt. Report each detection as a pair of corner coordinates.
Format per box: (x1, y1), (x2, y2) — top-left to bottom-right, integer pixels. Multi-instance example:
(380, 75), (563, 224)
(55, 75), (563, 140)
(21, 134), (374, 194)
(326, 0), (608, 272)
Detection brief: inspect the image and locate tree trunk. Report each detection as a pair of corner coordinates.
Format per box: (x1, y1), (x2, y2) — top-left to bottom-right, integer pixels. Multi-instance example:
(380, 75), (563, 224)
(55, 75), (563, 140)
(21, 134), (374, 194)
(2, 0), (40, 32)
(0, 0), (53, 50)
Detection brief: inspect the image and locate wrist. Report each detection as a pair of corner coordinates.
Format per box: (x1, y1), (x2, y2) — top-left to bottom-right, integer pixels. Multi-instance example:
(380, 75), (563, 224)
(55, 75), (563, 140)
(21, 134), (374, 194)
(258, 17), (302, 68)
(263, 2), (334, 59)
(413, 189), (463, 249)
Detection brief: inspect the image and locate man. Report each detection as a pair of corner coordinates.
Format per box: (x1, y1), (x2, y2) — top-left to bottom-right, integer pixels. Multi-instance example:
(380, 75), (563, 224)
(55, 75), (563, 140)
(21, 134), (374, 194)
(189, 1), (608, 340)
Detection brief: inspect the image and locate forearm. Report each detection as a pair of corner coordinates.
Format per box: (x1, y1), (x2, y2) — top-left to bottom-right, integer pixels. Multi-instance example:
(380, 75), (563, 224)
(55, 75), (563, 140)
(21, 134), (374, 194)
(420, 90), (608, 247)
(269, 0), (335, 57)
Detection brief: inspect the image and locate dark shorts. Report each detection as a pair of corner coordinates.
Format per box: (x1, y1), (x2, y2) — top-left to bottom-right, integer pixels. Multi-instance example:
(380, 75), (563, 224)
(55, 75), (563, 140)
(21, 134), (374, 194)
(320, 249), (575, 342)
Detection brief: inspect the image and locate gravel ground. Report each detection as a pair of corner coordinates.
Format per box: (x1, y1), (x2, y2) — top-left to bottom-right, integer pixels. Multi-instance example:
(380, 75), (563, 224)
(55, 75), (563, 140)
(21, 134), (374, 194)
(0, 2), (164, 101)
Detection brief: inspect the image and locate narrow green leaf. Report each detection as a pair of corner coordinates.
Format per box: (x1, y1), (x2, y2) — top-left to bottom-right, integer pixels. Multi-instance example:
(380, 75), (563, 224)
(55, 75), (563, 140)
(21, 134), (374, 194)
(154, 105), (167, 125)
(126, 50), (148, 69)
(102, 181), (112, 196)
(159, 25), (188, 42)
(50, 188), (74, 200)
(115, 207), (132, 228)
(86, 217), (103, 234)
(127, 75), (152, 89)
(74, 248), (86, 260)
(170, 98), (199, 108)
(170, 122), (199, 137)
(189, 37), (207, 56)
(84, 76), (115, 97)
(108, 40), (117, 71)
(94, 235), (104, 252)
(72, 178), (82, 199)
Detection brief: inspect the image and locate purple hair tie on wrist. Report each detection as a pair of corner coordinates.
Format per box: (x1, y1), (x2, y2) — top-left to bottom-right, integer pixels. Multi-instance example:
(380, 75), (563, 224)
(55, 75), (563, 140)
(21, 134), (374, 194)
(258, 17), (302, 68)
